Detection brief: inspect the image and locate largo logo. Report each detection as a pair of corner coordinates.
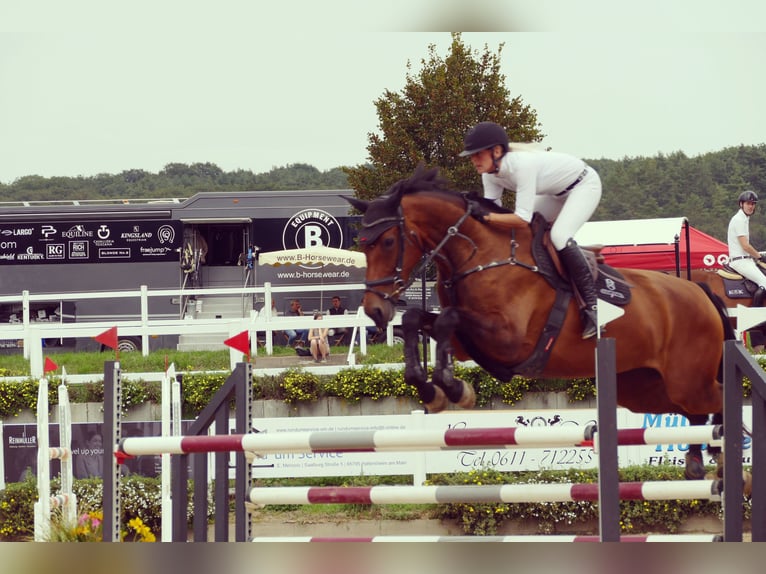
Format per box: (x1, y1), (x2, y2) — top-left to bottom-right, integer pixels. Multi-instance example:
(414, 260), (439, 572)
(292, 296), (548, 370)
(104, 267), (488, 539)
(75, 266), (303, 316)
(283, 209), (343, 251)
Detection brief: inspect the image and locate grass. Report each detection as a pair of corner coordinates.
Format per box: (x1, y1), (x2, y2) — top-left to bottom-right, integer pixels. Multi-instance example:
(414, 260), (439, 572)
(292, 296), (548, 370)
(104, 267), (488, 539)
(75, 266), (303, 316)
(0, 342), (406, 376)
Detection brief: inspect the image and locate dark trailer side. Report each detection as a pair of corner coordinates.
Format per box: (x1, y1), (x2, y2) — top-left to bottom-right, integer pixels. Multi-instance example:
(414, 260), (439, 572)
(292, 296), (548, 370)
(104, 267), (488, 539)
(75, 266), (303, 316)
(0, 190), (362, 352)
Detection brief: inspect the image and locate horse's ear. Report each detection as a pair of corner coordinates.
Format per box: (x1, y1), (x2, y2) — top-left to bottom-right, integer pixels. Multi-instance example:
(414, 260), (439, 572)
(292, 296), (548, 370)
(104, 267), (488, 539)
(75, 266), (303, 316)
(342, 195), (369, 213)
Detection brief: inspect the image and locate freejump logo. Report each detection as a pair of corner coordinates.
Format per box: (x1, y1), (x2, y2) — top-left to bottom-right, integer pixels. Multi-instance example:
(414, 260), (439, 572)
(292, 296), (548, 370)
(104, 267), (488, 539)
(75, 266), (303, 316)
(283, 209), (343, 252)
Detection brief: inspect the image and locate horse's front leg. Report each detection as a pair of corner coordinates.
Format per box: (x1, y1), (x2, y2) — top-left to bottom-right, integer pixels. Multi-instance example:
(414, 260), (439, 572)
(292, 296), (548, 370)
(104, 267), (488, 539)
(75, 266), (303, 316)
(430, 307), (476, 409)
(401, 309), (448, 412)
(702, 412), (752, 497)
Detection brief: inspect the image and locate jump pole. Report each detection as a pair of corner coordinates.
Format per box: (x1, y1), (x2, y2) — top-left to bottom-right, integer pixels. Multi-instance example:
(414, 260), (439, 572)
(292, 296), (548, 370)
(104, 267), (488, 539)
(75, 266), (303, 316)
(117, 424), (722, 457)
(247, 481), (722, 506)
(250, 534), (723, 543)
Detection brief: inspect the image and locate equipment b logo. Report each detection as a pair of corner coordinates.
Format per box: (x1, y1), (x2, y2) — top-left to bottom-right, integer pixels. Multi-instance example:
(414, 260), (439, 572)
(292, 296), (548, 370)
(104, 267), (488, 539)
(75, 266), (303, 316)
(283, 209), (343, 250)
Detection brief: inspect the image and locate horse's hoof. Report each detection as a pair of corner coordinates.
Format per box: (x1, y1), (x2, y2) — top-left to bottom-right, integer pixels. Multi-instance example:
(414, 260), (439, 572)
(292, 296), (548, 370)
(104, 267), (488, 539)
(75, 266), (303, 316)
(684, 452), (706, 480)
(424, 385), (448, 414)
(455, 379), (476, 409)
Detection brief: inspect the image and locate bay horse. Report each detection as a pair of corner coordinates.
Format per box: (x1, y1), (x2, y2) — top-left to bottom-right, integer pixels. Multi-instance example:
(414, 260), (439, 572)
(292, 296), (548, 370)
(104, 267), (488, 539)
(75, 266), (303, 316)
(689, 267), (766, 348)
(345, 165), (735, 481)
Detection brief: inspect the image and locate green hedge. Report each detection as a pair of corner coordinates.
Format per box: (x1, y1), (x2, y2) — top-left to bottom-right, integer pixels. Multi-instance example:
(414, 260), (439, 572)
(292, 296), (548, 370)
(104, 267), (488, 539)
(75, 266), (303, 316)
(3, 356), (760, 419)
(0, 367), (598, 419)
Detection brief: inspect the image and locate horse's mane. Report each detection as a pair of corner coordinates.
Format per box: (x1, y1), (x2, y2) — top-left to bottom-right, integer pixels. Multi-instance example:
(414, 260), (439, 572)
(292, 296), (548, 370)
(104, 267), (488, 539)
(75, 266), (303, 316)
(386, 164), (509, 214)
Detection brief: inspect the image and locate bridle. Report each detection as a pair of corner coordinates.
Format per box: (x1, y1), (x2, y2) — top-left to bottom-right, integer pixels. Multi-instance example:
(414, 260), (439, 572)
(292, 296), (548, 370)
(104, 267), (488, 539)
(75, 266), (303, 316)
(362, 194), (542, 303)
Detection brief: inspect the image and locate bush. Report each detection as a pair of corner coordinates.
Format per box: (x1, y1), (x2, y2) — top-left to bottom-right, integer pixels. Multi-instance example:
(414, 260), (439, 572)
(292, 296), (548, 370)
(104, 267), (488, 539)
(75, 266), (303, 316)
(0, 475), (215, 541)
(0, 476), (37, 539)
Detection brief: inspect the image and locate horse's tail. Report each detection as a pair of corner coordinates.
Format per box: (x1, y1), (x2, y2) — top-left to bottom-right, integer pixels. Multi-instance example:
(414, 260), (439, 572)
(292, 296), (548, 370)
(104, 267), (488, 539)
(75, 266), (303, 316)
(696, 281), (736, 340)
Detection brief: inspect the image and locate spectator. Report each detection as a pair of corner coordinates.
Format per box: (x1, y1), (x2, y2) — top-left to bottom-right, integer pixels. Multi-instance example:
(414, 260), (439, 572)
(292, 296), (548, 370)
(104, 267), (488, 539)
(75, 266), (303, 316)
(327, 295), (349, 345)
(308, 313), (330, 362)
(284, 299), (308, 347)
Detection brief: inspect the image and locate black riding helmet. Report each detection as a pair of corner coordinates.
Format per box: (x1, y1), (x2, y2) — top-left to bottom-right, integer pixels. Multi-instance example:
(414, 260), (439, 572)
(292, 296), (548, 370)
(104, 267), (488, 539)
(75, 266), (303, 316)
(739, 190), (759, 204)
(459, 122), (509, 157)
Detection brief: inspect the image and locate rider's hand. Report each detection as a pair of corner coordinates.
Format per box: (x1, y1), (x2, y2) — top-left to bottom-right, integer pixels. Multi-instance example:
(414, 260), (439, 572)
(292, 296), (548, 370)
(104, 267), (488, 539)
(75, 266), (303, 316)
(466, 195), (492, 223)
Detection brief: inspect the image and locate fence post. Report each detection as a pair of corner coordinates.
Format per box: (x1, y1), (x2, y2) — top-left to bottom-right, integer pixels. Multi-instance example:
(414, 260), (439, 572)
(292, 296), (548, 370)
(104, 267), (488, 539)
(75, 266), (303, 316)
(33, 378), (51, 541)
(0, 421), (4, 491)
(411, 410), (426, 485)
(22, 290), (30, 360)
(140, 285), (149, 356)
(102, 361), (122, 542)
(595, 337), (620, 542)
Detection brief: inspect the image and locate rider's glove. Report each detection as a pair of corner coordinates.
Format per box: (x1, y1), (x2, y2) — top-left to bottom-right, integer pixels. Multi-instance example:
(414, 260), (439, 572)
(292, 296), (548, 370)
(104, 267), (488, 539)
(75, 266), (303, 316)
(466, 193), (492, 223)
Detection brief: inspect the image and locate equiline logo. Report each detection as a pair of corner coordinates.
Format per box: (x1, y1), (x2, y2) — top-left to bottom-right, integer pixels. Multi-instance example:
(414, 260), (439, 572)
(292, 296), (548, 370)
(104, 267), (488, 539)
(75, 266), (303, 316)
(282, 209), (343, 267)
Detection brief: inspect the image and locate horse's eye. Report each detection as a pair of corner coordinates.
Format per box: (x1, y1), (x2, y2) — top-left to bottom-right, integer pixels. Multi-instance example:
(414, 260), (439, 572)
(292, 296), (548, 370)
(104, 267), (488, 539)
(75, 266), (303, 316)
(382, 237), (395, 249)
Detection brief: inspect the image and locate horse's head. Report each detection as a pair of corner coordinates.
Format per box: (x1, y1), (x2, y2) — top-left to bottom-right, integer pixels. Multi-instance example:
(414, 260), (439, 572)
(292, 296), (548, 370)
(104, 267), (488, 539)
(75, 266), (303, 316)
(343, 165), (472, 328)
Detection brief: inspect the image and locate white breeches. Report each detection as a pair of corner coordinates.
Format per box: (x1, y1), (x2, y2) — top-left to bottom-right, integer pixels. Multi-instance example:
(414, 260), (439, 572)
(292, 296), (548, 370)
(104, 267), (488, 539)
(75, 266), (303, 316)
(534, 169), (602, 250)
(729, 258), (766, 289)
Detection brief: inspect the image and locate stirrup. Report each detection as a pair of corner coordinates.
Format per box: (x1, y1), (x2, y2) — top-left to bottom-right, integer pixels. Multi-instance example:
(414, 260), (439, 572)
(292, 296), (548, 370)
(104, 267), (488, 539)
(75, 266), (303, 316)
(581, 307), (598, 339)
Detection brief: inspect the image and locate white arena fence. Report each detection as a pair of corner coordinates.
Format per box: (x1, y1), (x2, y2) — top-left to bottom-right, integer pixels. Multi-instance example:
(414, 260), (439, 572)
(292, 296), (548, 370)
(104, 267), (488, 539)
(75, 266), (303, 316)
(0, 281), (410, 379)
(3, 282), (765, 382)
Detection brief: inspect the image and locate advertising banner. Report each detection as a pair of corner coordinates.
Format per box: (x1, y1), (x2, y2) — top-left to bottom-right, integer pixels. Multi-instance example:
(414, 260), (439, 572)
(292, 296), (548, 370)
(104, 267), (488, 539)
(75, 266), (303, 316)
(248, 408), (752, 479)
(0, 221), (182, 265)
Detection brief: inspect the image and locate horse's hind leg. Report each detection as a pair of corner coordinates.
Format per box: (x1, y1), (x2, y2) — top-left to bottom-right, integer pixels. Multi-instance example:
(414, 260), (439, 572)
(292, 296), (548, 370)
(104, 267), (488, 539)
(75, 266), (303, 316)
(430, 307), (476, 409)
(401, 309), (448, 412)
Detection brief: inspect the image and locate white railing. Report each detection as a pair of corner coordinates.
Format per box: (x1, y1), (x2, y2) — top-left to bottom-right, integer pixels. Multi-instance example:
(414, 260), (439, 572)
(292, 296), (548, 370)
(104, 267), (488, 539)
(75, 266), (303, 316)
(0, 282), (409, 378)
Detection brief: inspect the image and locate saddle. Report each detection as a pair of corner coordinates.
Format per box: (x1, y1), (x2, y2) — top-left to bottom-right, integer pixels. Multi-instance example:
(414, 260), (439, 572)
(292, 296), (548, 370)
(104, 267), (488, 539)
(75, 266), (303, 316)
(529, 214), (632, 307)
(716, 260), (766, 302)
(509, 216), (633, 377)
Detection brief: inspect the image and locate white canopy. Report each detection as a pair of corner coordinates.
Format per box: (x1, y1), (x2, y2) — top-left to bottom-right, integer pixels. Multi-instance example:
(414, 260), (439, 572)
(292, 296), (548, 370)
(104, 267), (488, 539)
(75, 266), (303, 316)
(575, 217), (688, 247)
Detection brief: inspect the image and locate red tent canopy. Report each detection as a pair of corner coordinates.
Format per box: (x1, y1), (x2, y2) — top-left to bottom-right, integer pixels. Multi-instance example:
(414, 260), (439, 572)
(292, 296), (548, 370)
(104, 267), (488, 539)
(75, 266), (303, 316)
(575, 217), (728, 272)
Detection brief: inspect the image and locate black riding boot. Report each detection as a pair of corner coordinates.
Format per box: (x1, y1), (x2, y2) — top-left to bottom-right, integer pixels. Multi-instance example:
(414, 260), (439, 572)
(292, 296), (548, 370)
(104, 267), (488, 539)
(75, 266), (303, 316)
(558, 239), (598, 339)
(754, 286), (766, 307)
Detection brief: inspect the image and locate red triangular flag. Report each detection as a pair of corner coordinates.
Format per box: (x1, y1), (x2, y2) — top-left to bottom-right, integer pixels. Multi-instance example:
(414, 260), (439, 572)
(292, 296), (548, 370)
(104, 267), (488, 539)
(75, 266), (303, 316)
(95, 326), (118, 349)
(44, 357), (58, 373)
(223, 330), (250, 356)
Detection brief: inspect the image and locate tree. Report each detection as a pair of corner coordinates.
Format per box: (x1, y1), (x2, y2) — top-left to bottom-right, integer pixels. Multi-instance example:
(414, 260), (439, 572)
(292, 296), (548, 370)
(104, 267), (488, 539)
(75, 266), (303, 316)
(344, 33), (544, 205)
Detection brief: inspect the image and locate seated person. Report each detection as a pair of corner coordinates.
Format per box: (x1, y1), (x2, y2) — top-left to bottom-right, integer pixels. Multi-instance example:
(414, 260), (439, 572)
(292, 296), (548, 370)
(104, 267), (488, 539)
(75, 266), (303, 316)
(284, 299), (308, 346)
(308, 313), (330, 362)
(327, 295), (349, 345)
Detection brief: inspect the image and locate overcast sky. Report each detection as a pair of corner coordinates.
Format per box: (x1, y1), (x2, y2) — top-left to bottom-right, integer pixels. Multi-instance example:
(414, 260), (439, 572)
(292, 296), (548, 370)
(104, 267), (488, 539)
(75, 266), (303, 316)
(1, 1), (765, 184)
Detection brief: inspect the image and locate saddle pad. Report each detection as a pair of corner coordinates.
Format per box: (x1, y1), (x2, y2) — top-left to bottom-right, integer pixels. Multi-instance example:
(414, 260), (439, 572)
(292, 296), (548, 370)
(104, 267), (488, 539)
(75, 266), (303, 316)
(595, 265), (631, 306)
(721, 276), (753, 299)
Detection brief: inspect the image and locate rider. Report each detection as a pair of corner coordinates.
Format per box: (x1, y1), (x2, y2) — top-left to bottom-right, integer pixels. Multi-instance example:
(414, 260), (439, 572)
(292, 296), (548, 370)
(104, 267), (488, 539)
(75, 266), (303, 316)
(727, 190), (766, 306)
(459, 121), (603, 339)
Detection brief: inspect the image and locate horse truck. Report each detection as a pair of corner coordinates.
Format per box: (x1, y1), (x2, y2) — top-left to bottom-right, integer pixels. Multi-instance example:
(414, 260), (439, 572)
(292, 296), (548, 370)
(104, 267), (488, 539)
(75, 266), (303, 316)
(0, 189), (368, 353)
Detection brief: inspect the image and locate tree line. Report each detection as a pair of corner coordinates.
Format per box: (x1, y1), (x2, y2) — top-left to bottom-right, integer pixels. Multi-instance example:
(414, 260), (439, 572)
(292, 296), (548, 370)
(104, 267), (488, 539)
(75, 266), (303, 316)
(3, 30), (765, 247)
(1, 144), (764, 245)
